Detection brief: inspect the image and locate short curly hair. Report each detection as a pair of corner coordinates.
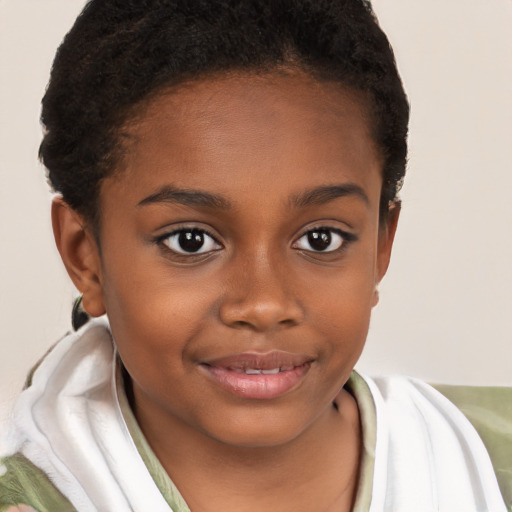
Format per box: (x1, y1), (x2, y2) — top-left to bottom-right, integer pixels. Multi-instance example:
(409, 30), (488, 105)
(40, 0), (409, 229)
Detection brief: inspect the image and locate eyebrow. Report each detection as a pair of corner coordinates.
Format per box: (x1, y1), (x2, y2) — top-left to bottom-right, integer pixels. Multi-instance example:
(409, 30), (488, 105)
(291, 183), (370, 208)
(138, 185), (232, 209)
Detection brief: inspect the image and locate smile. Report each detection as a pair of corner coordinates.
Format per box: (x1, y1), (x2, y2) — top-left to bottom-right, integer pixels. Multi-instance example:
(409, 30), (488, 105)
(200, 351), (313, 400)
(232, 367), (290, 375)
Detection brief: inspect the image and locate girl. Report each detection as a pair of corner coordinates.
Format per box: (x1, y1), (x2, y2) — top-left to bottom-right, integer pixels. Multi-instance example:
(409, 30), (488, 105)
(0, 1), (510, 511)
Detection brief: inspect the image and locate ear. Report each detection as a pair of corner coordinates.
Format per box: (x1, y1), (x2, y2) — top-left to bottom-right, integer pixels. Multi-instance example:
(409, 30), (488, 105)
(373, 202), (400, 306)
(51, 197), (106, 317)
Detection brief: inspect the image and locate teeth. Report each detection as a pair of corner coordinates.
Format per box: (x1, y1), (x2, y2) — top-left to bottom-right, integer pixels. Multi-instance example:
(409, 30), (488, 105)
(242, 368), (281, 375)
(227, 366), (295, 375)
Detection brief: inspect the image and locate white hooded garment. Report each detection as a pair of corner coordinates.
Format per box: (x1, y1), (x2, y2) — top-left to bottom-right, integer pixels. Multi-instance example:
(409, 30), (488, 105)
(1, 318), (507, 512)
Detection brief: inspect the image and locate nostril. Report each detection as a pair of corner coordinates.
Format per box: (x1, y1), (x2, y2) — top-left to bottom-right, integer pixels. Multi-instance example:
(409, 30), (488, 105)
(278, 318), (298, 327)
(223, 316), (299, 332)
(231, 320), (253, 329)
(218, 282), (305, 331)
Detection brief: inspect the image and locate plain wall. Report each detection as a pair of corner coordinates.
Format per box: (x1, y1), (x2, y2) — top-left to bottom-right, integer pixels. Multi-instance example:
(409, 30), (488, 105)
(1, 0), (511, 426)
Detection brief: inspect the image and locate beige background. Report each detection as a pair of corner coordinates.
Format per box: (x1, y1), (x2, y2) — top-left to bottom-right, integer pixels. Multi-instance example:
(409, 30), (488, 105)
(1, 0), (511, 426)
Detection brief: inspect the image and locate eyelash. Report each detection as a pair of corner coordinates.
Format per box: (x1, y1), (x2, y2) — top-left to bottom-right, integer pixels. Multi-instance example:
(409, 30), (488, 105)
(155, 225), (357, 259)
(156, 227), (222, 257)
(292, 226), (357, 254)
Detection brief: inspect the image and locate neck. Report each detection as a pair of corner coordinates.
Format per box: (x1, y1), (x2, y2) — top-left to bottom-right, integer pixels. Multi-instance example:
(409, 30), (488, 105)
(133, 386), (361, 512)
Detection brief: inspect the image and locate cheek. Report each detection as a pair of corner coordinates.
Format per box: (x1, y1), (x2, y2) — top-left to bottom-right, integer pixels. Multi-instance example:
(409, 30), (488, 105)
(101, 258), (217, 375)
(310, 252), (377, 322)
(307, 255), (376, 360)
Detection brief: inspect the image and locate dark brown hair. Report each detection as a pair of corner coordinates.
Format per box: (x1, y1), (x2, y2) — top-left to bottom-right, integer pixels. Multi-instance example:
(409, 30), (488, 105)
(40, 0), (409, 229)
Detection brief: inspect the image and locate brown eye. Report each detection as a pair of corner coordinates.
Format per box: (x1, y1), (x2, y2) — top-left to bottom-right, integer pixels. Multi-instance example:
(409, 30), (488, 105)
(179, 230), (205, 252)
(308, 230), (332, 251)
(162, 228), (221, 254)
(293, 228), (345, 253)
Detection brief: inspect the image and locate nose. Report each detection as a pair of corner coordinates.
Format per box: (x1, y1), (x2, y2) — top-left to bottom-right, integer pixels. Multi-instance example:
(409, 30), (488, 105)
(219, 252), (304, 332)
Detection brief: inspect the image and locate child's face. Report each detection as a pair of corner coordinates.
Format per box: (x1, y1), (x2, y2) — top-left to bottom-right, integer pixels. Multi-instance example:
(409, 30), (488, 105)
(86, 72), (396, 447)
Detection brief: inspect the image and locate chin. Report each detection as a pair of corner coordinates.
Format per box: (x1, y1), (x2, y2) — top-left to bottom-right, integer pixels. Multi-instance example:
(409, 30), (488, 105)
(200, 407), (321, 450)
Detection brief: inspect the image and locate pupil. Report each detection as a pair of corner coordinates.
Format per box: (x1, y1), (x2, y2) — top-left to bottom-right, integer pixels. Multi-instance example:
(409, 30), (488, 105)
(178, 230), (204, 252)
(308, 230), (331, 251)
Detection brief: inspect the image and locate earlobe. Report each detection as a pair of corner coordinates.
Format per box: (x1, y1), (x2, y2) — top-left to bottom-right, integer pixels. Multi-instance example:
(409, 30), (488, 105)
(371, 286), (380, 307)
(51, 197), (106, 317)
(375, 202), (401, 288)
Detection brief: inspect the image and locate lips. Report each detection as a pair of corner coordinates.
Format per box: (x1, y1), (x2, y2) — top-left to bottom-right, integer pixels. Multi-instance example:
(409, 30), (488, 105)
(200, 351), (313, 400)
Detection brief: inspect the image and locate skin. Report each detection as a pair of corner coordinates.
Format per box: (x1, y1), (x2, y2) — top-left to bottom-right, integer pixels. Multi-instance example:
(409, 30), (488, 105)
(53, 71), (399, 512)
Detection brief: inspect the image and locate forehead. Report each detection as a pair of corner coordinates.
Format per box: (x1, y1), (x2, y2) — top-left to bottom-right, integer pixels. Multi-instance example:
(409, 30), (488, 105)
(106, 71), (382, 210)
